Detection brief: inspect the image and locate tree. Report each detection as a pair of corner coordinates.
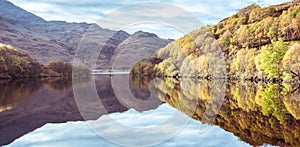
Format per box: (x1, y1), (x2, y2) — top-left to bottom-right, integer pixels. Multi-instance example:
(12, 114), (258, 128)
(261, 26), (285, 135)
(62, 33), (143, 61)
(282, 43), (300, 78)
(261, 84), (288, 124)
(46, 61), (72, 77)
(260, 38), (288, 79)
(0, 43), (44, 78)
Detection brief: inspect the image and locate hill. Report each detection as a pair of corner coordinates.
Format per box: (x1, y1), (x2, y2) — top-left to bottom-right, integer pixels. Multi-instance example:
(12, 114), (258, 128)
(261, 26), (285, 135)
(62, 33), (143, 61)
(111, 31), (171, 70)
(0, 43), (56, 78)
(133, 1), (300, 82)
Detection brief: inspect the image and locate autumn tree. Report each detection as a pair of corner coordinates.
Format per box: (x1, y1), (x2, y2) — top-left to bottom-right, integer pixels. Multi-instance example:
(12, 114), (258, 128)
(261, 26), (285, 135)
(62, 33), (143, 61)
(282, 43), (300, 78)
(0, 43), (44, 78)
(231, 48), (258, 78)
(46, 61), (72, 77)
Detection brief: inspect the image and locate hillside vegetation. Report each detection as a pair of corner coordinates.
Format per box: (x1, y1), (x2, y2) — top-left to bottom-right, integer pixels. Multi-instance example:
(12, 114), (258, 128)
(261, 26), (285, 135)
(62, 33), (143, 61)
(132, 2), (300, 82)
(0, 43), (89, 79)
(0, 43), (47, 79)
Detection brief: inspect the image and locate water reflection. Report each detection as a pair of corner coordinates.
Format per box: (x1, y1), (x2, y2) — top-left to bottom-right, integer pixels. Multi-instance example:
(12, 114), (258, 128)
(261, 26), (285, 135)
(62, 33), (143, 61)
(2, 75), (300, 146)
(74, 74), (188, 146)
(0, 75), (160, 146)
(8, 104), (248, 147)
(143, 77), (300, 147)
(0, 79), (47, 112)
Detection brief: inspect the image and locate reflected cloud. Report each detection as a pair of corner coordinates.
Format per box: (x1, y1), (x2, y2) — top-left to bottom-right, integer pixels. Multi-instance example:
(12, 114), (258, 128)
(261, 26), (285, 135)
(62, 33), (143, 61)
(7, 104), (249, 147)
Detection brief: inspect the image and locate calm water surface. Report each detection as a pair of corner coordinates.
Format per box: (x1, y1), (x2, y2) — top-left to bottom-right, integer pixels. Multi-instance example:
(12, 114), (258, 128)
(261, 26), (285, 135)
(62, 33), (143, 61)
(0, 75), (299, 146)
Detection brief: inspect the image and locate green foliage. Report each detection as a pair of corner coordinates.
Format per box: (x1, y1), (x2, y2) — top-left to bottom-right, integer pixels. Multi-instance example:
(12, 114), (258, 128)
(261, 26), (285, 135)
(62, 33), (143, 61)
(289, 6), (300, 18)
(260, 39), (288, 79)
(282, 72), (292, 81)
(261, 84), (288, 124)
(267, 27), (276, 39)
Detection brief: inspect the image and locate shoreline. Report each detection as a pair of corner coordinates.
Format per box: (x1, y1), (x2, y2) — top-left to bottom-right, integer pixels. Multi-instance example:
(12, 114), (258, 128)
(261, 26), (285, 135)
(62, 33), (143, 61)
(133, 74), (300, 84)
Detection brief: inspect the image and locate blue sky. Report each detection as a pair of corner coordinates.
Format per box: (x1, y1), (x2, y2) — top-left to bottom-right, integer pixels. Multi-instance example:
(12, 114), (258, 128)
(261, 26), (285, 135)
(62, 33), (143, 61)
(7, 0), (290, 38)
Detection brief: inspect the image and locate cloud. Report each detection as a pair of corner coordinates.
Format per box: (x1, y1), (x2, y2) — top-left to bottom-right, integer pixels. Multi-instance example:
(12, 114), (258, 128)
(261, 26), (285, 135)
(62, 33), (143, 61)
(7, 0), (290, 23)
(94, 2), (205, 39)
(7, 0), (248, 24)
(6, 0), (290, 38)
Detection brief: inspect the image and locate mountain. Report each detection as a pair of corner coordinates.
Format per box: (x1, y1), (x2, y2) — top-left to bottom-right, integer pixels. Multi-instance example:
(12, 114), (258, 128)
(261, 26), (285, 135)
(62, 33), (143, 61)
(133, 1), (300, 81)
(111, 31), (171, 70)
(0, 0), (45, 23)
(0, 20), (74, 62)
(0, 0), (170, 69)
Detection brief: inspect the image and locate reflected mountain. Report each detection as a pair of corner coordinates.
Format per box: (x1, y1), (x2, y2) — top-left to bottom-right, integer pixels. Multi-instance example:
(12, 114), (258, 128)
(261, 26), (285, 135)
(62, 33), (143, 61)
(141, 77), (300, 147)
(0, 75), (162, 145)
(2, 75), (300, 146)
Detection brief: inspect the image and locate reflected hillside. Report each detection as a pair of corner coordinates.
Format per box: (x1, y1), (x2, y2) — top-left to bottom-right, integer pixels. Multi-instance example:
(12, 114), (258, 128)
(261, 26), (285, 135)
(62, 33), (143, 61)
(141, 77), (300, 146)
(0, 75), (160, 146)
(0, 78), (81, 145)
(0, 78), (68, 112)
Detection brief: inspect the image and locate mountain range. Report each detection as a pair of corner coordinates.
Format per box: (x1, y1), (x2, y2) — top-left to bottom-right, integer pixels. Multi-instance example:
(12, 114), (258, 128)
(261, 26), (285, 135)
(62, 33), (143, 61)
(0, 0), (171, 70)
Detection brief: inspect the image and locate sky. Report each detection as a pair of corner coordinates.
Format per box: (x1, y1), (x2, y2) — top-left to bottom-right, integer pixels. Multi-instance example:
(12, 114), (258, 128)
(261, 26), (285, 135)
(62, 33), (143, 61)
(7, 0), (290, 39)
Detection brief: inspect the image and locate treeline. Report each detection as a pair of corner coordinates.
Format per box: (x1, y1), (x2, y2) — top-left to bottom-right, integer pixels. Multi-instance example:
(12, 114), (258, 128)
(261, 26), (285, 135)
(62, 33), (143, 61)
(0, 43), (90, 79)
(146, 77), (300, 146)
(132, 2), (300, 82)
(45, 60), (90, 77)
(230, 39), (300, 81)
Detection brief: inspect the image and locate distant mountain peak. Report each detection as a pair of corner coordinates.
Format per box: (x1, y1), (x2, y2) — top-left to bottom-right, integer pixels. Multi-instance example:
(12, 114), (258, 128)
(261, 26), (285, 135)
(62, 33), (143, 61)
(132, 30), (158, 38)
(0, 0), (45, 23)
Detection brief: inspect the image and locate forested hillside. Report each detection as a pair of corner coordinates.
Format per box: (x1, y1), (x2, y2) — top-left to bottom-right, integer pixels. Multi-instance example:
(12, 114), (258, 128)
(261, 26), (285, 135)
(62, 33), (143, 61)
(0, 43), (48, 79)
(132, 1), (300, 82)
